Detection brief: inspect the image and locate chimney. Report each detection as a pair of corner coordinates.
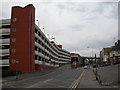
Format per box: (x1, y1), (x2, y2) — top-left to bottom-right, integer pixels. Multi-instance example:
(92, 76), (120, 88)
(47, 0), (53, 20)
(115, 42), (117, 46)
(118, 40), (120, 45)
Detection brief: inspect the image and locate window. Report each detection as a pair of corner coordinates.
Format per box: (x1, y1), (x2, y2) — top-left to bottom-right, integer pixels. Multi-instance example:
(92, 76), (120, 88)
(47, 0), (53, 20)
(42, 43), (44, 47)
(37, 48), (39, 51)
(45, 39), (46, 42)
(45, 45), (46, 49)
(11, 28), (16, 32)
(38, 32), (41, 37)
(38, 40), (41, 44)
(39, 48), (41, 52)
(11, 49), (16, 53)
(42, 58), (44, 61)
(42, 36), (44, 40)
(35, 46), (37, 51)
(12, 38), (16, 42)
(13, 18), (17, 22)
(11, 59), (16, 64)
(42, 50), (44, 54)
(39, 56), (41, 61)
(35, 55), (37, 60)
(35, 37), (37, 42)
(45, 52), (46, 56)
(35, 29), (37, 33)
(37, 56), (39, 60)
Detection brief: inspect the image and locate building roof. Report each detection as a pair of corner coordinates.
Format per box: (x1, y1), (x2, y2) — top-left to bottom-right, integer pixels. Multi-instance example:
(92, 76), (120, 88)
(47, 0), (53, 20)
(110, 40), (120, 51)
(70, 53), (80, 56)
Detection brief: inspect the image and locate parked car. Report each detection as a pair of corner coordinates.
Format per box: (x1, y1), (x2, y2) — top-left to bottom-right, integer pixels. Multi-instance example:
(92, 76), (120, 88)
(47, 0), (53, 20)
(84, 66), (88, 69)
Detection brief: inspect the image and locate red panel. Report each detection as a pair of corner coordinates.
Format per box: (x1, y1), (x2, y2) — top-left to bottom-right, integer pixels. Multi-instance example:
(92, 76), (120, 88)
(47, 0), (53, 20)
(10, 4), (35, 73)
(35, 65), (58, 71)
(57, 45), (62, 48)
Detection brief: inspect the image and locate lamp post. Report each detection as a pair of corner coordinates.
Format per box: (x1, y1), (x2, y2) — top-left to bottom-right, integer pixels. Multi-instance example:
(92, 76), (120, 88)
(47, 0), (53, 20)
(36, 20), (40, 27)
(87, 46), (93, 65)
(95, 53), (98, 80)
(42, 28), (45, 34)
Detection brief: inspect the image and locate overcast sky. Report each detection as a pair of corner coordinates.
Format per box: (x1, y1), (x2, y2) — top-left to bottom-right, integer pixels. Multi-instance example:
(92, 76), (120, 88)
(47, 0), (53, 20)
(0, 0), (119, 57)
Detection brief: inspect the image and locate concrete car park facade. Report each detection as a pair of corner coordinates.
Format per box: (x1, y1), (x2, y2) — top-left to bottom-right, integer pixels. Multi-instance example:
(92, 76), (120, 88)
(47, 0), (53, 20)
(0, 4), (70, 73)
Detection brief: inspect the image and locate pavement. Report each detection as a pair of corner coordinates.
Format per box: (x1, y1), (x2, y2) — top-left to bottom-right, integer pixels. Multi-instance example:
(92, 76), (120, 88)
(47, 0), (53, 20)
(1, 64), (119, 89)
(77, 69), (117, 89)
(97, 64), (119, 83)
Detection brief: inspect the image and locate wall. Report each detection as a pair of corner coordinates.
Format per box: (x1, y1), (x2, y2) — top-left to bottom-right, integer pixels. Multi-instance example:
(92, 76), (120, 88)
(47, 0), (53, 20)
(10, 4), (35, 73)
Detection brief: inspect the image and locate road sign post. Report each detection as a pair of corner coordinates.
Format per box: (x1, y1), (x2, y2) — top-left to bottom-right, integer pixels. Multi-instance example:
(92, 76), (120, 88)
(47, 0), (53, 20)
(15, 60), (19, 80)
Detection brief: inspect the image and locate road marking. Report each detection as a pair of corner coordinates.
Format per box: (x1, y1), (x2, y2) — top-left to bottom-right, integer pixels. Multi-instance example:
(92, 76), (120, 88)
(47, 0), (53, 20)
(68, 70), (85, 90)
(43, 79), (52, 83)
(16, 71), (56, 83)
(0, 80), (7, 82)
(9, 86), (16, 88)
(26, 78), (53, 88)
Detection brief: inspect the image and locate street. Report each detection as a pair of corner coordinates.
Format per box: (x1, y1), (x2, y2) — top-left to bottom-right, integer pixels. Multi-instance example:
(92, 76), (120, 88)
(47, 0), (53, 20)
(2, 67), (84, 88)
(2, 66), (118, 89)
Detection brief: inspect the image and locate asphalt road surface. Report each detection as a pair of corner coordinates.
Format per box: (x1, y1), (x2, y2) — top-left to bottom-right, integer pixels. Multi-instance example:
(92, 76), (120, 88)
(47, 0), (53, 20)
(2, 68), (84, 88)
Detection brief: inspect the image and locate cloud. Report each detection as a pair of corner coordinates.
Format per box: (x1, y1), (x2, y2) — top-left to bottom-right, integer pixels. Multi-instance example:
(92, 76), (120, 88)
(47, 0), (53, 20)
(0, 1), (118, 57)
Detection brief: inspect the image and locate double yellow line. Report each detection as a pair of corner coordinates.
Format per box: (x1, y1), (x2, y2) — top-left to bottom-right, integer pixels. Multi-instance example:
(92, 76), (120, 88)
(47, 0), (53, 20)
(68, 70), (85, 90)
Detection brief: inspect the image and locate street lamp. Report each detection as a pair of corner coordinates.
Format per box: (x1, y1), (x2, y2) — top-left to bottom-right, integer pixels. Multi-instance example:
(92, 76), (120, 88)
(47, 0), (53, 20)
(87, 46), (93, 66)
(42, 28), (45, 34)
(95, 53), (98, 80)
(36, 20), (40, 27)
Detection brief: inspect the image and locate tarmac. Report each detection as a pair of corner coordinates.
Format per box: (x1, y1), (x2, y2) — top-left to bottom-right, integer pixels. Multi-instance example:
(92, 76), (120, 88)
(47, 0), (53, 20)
(1, 64), (119, 89)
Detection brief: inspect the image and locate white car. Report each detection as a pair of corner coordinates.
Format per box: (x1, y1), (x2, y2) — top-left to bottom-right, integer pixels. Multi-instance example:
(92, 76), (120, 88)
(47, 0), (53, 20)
(84, 66), (88, 69)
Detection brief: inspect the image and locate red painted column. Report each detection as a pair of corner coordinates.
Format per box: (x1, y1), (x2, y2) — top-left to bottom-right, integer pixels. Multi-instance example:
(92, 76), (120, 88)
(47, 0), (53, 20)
(10, 4), (35, 73)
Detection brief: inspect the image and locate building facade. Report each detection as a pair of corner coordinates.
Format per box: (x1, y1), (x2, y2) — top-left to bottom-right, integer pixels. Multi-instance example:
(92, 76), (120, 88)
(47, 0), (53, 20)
(0, 4), (70, 73)
(100, 47), (112, 62)
(109, 40), (120, 64)
(70, 53), (83, 68)
(100, 40), (120, 65)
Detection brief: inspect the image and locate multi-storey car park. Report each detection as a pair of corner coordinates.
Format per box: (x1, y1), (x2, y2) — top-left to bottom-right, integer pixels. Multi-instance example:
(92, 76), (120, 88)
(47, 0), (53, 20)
(0, 4), (70, 73)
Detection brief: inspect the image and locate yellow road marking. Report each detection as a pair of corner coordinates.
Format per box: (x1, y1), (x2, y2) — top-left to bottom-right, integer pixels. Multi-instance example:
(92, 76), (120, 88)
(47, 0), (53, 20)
(10, 86), (16, 88)
(68, 70), (85, 90)
(26, 78), (53, 88)
(0, 80), (7, 82)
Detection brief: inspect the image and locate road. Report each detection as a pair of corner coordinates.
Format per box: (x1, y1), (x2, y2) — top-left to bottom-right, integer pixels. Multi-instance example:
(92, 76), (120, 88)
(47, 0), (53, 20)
(2, 66), (118, 89)
(2, 67), (84, 88)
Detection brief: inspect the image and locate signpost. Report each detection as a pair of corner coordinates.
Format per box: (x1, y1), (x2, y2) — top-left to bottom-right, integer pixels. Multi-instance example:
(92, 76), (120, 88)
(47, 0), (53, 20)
(15, 60), (19, 80)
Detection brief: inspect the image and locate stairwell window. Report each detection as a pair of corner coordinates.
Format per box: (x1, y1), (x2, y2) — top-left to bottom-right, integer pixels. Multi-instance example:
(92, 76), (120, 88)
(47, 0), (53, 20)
(12, 28), (16, 32)
(12, 49), (16, 53)
(12, 38), (16, 42)
(13, 18), (17, 22)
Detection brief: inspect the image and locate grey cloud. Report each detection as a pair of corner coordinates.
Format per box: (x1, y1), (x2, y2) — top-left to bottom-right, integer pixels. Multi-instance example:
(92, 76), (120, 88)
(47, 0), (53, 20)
(67, 24), (85, 31)
(1, 1), (118, 57)
(56, 2), (118, 19)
